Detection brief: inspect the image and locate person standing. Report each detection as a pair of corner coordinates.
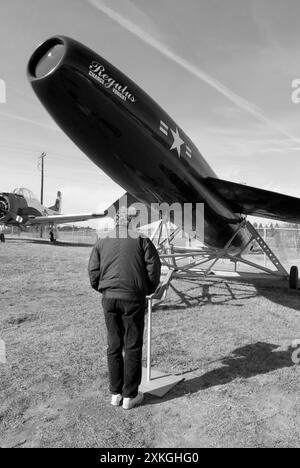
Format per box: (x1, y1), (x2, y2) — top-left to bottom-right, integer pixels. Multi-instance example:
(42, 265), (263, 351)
(88, 211), (161, 409)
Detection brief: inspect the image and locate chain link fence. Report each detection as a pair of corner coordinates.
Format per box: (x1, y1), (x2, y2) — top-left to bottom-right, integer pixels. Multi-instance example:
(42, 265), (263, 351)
(2, 225), (98, 245)
(253, 227), (300, 270)
(3, 225), (300, 270)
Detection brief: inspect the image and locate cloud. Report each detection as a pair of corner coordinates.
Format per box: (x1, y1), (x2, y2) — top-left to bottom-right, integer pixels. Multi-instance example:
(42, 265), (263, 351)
(88, 0), (300, 144)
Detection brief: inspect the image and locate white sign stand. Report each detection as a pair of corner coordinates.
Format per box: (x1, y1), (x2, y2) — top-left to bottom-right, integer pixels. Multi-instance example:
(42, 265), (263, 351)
(140, 271), (184, 397)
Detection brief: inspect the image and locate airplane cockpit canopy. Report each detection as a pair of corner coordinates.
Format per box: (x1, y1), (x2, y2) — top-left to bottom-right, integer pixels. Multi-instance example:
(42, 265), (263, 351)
(12, 188), (39, 203)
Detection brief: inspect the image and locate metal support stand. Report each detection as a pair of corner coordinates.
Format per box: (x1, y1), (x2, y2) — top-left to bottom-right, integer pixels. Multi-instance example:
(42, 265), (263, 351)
(140, 270), (184, 397)
(152, 218), (289, 280)
(147, 297), (152, 382)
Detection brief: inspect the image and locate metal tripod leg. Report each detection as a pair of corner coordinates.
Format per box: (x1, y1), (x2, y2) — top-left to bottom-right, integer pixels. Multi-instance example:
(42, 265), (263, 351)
(244, 221), (288, 276)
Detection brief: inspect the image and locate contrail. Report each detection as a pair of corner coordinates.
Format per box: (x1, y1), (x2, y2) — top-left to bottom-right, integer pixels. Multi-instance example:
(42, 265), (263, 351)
(88, 0), (300, 143)
(0, 110), (61, 132)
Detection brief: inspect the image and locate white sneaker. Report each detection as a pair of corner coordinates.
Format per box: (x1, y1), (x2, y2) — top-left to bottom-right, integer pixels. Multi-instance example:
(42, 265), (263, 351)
(122, 392), (144, 410)
(111, 394), (123, 406)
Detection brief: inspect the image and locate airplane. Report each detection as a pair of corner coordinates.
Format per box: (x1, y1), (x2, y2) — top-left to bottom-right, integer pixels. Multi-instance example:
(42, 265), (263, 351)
(0, 187), (106, 241)
(26, 36), (300, 288)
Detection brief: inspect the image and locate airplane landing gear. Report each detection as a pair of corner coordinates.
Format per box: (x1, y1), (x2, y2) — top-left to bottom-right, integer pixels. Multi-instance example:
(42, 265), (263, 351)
(289, 265), (298, 289)
(0, 233), (5, 243)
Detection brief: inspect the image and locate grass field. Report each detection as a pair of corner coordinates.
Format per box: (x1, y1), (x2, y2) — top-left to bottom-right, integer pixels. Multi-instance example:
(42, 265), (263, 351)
(0, 238), (299, 448)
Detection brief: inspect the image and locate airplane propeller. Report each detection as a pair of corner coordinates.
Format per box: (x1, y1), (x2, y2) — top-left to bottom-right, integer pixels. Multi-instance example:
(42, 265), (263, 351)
(0, 206), (23, 223)
(0, 205), (8, 219)
(0, 194), (23, 223)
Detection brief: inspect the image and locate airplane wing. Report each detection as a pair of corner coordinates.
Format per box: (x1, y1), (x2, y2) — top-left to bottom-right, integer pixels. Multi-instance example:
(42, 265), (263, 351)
(206, 177), (300, 224)
(26, 212), (107, 225)
(28, 192), (142, 226)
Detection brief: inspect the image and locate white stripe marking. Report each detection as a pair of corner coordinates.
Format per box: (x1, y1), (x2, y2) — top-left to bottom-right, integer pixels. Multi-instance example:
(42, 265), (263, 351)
(159, 120), (169, 135)
(159, 126), (168, 135)
(160, 120), (168, 129)
(186, 146), (192, 158)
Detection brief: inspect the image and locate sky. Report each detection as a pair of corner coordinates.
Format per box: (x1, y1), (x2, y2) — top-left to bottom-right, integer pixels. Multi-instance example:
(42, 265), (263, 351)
(1, 0), (300, 226)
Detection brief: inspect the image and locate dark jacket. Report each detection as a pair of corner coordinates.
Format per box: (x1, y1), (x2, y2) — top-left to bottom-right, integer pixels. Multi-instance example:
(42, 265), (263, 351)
(88, 227), (161, 300)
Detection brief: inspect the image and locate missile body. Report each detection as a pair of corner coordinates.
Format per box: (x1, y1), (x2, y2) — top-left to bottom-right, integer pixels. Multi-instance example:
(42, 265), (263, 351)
(28, 36), (248, 250)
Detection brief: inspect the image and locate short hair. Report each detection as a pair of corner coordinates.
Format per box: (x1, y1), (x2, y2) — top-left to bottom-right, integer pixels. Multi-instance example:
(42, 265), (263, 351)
(114, 209), (133, 227)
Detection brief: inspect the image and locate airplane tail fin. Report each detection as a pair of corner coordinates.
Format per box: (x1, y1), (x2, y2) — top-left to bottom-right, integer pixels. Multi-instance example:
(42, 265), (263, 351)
(49, 191), (62, 213)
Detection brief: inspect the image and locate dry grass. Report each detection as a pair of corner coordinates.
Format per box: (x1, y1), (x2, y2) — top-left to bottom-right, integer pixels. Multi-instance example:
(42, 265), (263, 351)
(0, 238), (299, 448)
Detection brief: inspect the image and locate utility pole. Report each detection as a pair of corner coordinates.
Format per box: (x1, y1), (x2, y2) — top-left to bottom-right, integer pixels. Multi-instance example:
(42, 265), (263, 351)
(38, 152), (46, 238)
(38, 152), (46, 205)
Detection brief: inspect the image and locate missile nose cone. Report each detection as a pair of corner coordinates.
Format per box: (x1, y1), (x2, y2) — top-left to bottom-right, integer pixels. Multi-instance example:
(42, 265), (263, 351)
(27, 37), (65, 79)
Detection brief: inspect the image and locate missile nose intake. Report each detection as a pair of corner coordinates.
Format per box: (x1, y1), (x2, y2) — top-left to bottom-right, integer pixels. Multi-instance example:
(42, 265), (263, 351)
(35, 44), (64, 78)
(28, 38), (65, 79)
